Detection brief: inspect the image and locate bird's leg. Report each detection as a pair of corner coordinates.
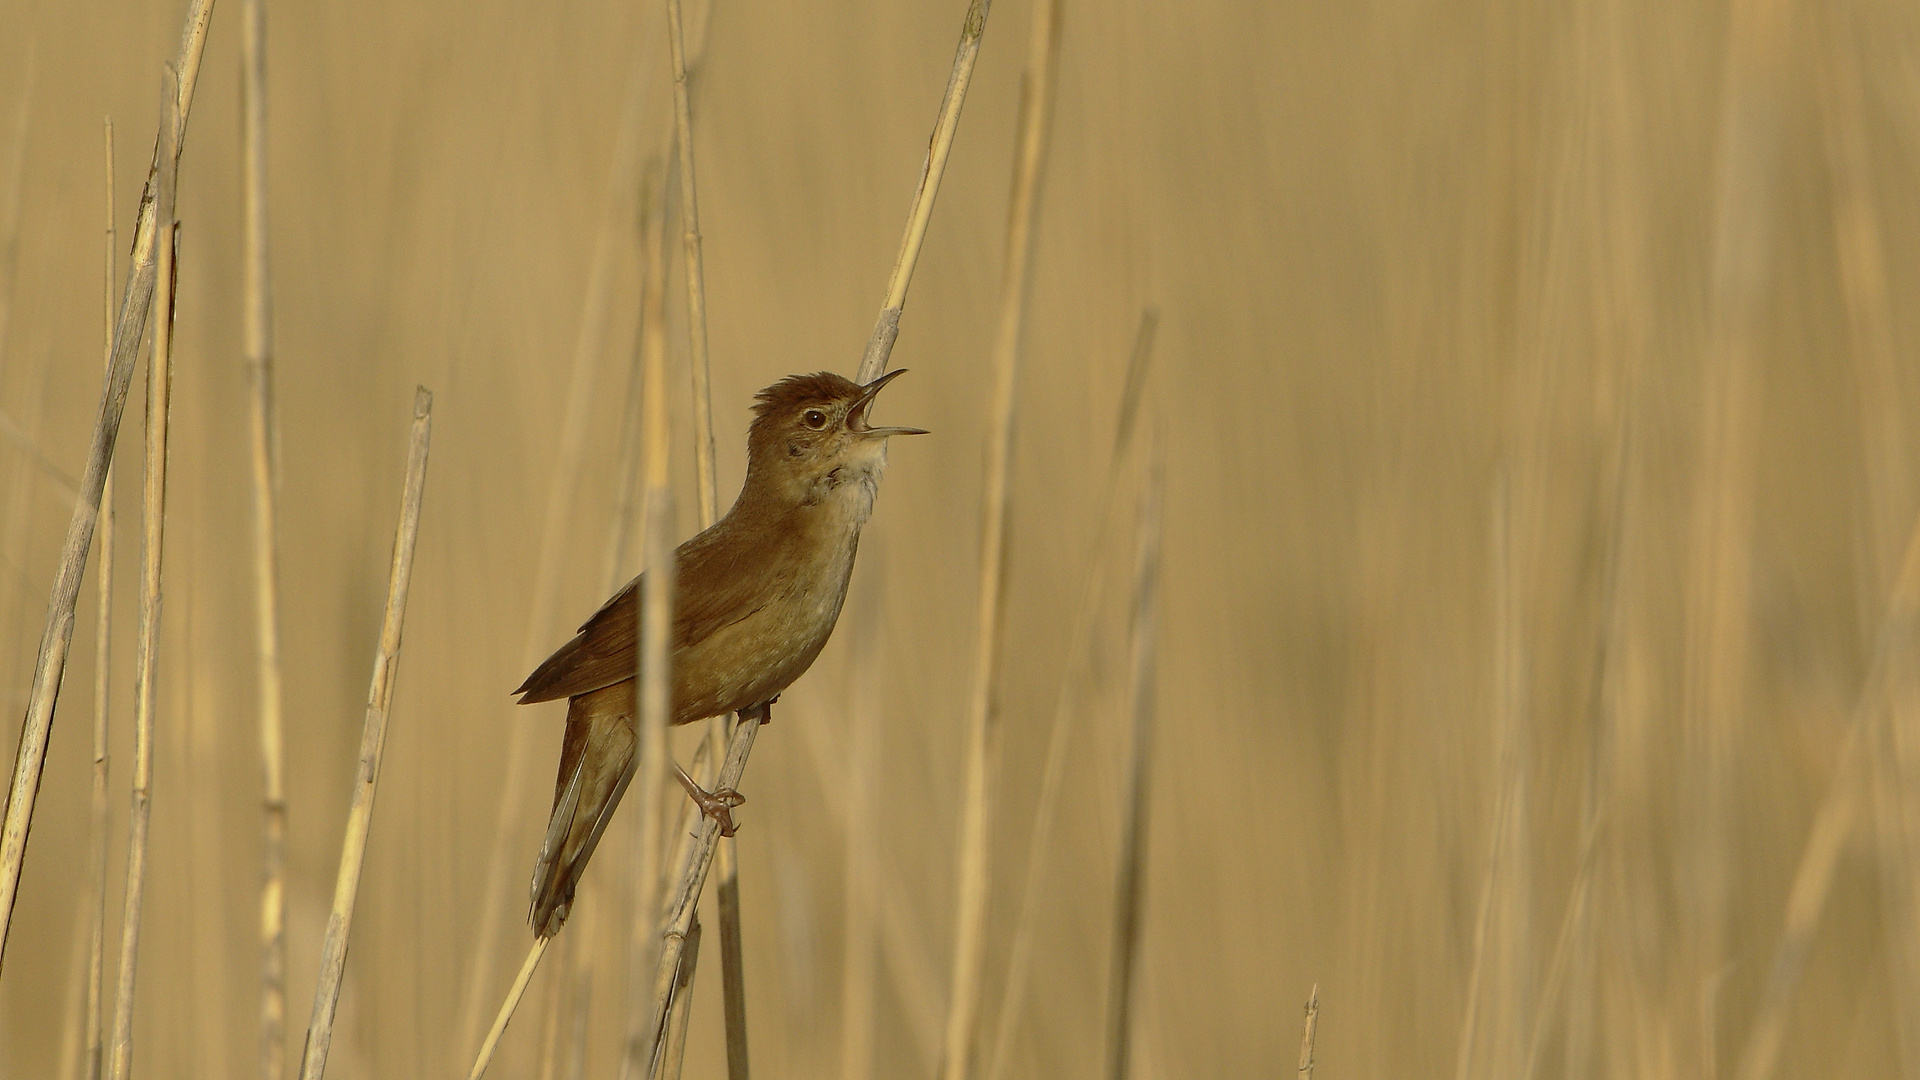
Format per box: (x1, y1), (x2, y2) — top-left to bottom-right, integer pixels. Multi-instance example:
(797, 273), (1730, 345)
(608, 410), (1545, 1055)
(674, 761), (746, 837)
(673, 701), (773, 835)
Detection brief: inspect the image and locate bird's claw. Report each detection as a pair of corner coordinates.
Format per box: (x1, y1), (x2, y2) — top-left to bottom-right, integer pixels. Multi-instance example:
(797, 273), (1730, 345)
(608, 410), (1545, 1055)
(675, 764), (748, 837)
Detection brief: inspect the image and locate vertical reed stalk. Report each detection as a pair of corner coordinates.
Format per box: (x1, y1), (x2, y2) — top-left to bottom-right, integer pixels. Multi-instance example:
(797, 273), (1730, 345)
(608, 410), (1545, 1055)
(0, 0), (216, 969)
(941, 1), (1055, 1075)
(662, 0), (750, 1068)
(634, 144), (679, 1079)
(457, 53), (662, 1057)
(634, 2), (999, 1071)
(105, 66), (180, 1080)
(81, 115), (116, 1080)
(1297, 986), (1319, 1080)
(296, 387), (434, 1080)
(239, 3), (287, 1076)
(618, 158), (674, 1080)
(1103, 431), (1161, 1080)
(985, 309), (1153, 1080)
(839, 568), (882, 1080)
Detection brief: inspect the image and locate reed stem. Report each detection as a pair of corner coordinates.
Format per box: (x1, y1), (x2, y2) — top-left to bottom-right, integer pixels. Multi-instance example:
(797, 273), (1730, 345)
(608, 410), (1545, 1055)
(0, 0), (216, 971)
(240, 3), (287, 1077)
(856, 0), (994, 385)
(468, 937), (552, 1080)
(1296, 986), (1319, 1080)
(296, 387), (434, 1080)
(105, 66), (181, 1080)
(635, 140), (679, 1077)
(942, 1), (1055, 1074)
(1103, 434), (1161, 1080)
(80, 114), (116, 1080)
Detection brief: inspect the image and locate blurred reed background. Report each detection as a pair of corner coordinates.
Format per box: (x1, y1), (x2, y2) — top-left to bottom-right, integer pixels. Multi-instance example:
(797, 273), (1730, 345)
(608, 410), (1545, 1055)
(2, 0), (1918, 1077)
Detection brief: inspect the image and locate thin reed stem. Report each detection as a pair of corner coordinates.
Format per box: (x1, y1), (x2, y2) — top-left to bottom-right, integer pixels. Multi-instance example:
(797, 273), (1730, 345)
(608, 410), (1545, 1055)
(839, 569), (883, 1080)
(942, 1), (1056, 1074)
(856, 0), (994, 385)
(1297, 985), (1319, 1080)
(296, 387), (435, 1080)
(0, 0), (216, 970)
(617, 158), (674, 1080)
(657, 917), (703, 1080)
(635, 144), (679, 1078)
(81, 114), (116, 1080)
(986, 309), (1154, 1080)
(240, 3), (287, 1077)
(105, 66), (180, 1080)
(1103, 433), (1161, 1080)
(469, 937), (552, 1080)
(662, 0), (750, 1067)
(642, 712), (762, 1070)
(457, 51), (663, 1056)
(631, 3), (999, 1072)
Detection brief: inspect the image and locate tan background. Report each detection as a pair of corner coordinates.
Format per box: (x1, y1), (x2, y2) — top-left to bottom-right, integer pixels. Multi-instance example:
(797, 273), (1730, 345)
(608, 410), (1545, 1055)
(2, 0), (1916, 1076)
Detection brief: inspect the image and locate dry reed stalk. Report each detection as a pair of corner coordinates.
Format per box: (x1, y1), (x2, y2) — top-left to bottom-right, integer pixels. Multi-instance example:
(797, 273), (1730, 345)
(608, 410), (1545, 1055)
(296, 387), (434, 1080)
(82, 116), (117, 1080)
(985, 308), (1153, 1080)
(104, 67), (180, 1080)
(0, 0), (215, 970)
(1296, 985), (1319, 1080)
(626, 2), (998, 1070)
(940, 2), (1055, 1075)
(239, 2), (288, 1076)
(838, 564), (882, 1080)
(855, 0), (993, 385)
(615, 158), (673, 1080)
(657, 917), (703, 1080)
(638, 701), (762, 1072)
(456, 53), (665, 1058)
(1103, 430), (1161, 1080)
(470, 937), (552, 1080)
(634, 157), (678, 1079)
(661, 0), (752, 1067)
(656, 914), (702, 1076)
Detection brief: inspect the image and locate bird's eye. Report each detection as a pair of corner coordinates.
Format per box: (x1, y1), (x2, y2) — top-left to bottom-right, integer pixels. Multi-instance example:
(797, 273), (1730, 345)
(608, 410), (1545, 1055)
(802, 409), (829, 430)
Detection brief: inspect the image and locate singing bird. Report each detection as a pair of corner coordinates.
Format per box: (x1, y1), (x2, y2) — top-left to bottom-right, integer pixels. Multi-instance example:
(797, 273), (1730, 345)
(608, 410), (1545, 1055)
(514, 369), (925, 937)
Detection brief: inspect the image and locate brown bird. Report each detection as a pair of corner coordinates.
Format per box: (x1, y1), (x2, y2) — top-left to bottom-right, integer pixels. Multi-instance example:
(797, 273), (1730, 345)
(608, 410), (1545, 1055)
(514, 369), (925, 937)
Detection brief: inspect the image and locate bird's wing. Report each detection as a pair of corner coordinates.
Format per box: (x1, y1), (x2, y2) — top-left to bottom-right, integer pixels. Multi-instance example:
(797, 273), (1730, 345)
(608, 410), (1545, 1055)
(513, 574), (641, 704)
(512, 521), (777, 704)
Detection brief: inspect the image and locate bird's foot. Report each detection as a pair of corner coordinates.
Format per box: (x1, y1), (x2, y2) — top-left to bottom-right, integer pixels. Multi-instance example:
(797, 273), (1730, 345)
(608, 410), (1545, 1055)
(742, 698), (775, 725)
(674, 762), (747, 837)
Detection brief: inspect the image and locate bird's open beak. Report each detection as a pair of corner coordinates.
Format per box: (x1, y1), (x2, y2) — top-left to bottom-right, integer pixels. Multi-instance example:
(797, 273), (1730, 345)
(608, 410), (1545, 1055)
(847, 368), (929, 437)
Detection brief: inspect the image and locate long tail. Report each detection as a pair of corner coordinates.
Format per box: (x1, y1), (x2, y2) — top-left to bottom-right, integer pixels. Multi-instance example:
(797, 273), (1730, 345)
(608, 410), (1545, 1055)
(530, 686), (636, 938)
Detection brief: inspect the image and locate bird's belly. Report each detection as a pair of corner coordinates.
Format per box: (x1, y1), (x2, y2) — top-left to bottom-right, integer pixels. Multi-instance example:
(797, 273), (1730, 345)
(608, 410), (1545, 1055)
(671, 564), (851, 724)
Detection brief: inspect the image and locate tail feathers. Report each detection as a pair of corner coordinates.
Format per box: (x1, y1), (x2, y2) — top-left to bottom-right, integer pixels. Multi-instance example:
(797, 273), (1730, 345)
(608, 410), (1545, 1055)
(529, 693), (637, 938)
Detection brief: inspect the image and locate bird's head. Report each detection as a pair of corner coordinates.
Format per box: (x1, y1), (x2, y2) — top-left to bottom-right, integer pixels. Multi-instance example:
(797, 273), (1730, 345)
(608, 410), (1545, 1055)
(744, 369), (926, 505)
